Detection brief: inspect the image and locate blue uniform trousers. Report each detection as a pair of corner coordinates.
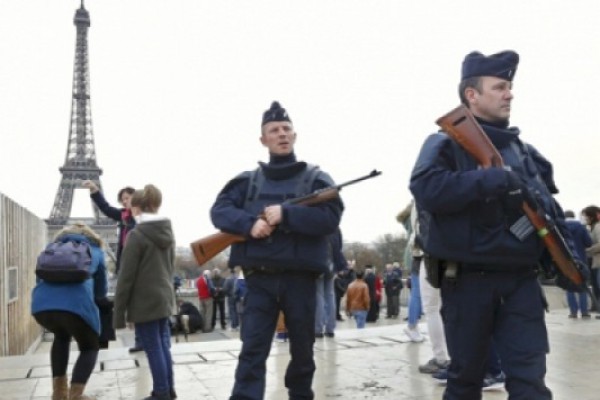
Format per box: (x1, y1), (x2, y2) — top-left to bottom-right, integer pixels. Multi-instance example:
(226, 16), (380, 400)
(441, 268), (552, 400)
(230, 271), (317, 400)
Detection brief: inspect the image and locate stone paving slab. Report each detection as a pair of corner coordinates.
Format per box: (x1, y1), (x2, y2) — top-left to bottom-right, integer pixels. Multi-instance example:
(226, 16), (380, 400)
(172, 353), (204, 364)
(1, 307), (599, 399)
(0, 367), (30, 381)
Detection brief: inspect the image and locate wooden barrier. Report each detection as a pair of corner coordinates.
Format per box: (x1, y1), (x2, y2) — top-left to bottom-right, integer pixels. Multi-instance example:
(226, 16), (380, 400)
(0, 194), (47, 356)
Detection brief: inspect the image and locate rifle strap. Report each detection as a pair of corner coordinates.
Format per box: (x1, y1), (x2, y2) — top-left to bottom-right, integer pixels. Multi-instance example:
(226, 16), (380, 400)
(298, 164), (321, 196)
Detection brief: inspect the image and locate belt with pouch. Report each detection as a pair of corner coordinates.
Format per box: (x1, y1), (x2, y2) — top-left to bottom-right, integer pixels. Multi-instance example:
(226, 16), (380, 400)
(244, 266), (319, 279)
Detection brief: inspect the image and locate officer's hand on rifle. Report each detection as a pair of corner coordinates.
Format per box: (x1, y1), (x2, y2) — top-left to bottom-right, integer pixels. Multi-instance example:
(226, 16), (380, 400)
(250, 219), (274, 239)
(263, 205), (283, 225)
(503, 170), (537, 212)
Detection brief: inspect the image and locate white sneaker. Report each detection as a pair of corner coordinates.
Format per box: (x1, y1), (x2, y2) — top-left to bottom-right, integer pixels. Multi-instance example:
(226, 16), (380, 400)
(404, 326), (424, 342)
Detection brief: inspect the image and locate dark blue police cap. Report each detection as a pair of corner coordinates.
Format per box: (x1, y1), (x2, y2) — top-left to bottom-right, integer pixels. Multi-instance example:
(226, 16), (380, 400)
(461, 50), (519, 81)
(261, 101), (292, 126)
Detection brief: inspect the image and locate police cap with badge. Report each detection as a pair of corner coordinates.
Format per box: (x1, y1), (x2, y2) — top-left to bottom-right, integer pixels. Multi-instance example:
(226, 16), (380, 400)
(461, 50), (519, 81)
(262, 101), (292, 126)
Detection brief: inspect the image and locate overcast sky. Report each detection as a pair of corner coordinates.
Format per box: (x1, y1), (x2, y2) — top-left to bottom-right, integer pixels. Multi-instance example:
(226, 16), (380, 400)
(1, 0), (599, 248)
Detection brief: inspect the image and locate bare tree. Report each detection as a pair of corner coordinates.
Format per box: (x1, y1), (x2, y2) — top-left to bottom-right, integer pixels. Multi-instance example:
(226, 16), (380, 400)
(373, 233), (407, 266)
(174, 247), (228, 278)
(343, 242), (382, 269)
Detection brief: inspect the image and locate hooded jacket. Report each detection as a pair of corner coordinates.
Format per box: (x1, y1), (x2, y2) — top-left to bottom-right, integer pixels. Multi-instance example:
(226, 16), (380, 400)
(113, 214), (175, 328)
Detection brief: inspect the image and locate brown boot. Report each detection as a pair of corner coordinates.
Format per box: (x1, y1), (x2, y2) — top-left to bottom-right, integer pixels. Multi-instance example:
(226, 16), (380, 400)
(52, 376), (69, 400)
(69, 383), (94, 400)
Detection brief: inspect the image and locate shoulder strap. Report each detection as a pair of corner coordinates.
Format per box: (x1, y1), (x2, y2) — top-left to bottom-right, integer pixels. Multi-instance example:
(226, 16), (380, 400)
(244, 167), (265, 207)
(510, 141), (559, 216)
(510, 141), (545, 186)
(295, 163), (321, 196)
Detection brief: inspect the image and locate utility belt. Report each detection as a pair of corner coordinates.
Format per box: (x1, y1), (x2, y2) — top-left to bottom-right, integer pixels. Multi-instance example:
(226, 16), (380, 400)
(243, 266), (319, 279)
(422, 256), (455, 289)
(423, 255), (536, 289)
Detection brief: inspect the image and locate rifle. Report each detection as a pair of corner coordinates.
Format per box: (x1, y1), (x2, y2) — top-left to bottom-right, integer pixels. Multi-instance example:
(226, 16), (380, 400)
(190, 169), (382, 266)
(436, 105), (594, 299)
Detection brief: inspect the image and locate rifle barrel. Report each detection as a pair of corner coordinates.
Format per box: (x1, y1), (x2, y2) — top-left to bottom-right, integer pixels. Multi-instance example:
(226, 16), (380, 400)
(338, 169), (382, 189)
(287, 169), (382, 205)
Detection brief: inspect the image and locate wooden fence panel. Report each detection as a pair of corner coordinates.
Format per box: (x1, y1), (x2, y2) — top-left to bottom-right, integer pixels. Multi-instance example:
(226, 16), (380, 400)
(0, 193), (47, 356)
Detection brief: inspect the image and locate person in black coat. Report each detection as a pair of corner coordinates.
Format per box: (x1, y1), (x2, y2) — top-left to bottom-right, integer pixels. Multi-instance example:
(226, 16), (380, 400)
(364, 266), (379, 322)
(95, 297), (116, 349)
(175, 300), (203, 333)
(334, 267), (353, 321)
(83, 180), (136, 275)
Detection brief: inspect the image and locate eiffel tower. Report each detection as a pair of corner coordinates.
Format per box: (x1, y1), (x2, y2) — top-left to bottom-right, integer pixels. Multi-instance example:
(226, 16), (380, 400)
(47, 1), (117, 254)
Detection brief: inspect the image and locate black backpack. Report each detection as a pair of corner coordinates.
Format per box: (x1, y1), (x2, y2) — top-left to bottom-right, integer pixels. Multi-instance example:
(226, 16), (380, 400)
(36, 240), (93, 283)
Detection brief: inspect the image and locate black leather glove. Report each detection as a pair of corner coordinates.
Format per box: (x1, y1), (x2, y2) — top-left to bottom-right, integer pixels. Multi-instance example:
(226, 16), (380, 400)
(503, 170), (536, 212)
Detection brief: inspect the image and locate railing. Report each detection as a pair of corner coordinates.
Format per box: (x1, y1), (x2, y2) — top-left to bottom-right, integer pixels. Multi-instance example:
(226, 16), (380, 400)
(0, 194), (47, 356)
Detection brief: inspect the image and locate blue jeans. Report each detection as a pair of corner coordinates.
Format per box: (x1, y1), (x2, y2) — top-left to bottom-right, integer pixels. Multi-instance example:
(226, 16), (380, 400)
(136, 318), (174, 396)
(228, 297), (239, 329)
(566, 291), (589, 315)
(352, 310), (367, 328)
(315, 273), (336, 334)
(231, 271), (317, 400)
(408, 272), (422, 326)
(441, 269), (551, 400)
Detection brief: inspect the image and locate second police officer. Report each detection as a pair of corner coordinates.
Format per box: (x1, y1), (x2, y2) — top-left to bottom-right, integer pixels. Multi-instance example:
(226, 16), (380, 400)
(410, 50), (584, 400)
(210, 101), (343, 400)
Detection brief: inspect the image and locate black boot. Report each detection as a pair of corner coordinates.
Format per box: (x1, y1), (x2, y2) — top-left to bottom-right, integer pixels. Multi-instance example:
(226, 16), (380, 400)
(144, 391), (171, 400)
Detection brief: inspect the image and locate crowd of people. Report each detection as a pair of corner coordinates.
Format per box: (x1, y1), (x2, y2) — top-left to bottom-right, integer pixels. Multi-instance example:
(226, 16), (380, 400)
(29, 49), (600, 400)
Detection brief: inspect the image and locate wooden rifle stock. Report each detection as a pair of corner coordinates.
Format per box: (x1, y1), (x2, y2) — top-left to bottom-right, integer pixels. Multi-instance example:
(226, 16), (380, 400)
(190, 169), (382, 266)
(190, 232), (246, 267)
(189, 190), (340, 266)
(436, 105), (584, 286)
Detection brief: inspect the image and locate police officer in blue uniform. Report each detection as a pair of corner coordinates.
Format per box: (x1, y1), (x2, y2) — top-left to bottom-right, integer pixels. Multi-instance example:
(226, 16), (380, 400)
(410, 51), (583, 399)
(211, 101), (343, 400)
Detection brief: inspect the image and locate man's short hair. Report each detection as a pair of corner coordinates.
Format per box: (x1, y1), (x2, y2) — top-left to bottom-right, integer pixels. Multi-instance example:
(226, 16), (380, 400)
(458, 76), (482, 106)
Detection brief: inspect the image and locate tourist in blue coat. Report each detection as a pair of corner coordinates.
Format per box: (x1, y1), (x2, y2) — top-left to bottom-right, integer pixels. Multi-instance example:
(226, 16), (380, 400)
(31, 223), (107, 400)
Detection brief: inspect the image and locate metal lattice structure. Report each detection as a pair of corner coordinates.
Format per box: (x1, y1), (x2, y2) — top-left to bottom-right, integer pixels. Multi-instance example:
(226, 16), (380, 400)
(47, 2), (117, 252)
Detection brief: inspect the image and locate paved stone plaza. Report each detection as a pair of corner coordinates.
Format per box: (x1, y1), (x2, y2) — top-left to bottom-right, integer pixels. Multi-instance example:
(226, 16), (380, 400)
(1, 306), (599, 400)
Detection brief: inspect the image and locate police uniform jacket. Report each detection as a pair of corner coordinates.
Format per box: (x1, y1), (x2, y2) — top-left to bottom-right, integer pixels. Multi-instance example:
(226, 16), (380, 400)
(410, 120), (578, 269)
(210, 154), (343, 274)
